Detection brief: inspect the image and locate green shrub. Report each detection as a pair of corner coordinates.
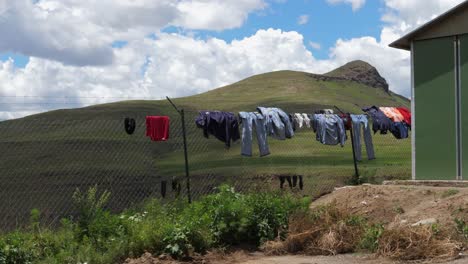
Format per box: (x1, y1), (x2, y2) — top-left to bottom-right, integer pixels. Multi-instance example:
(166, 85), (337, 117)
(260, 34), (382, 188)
(360, 224), (384, 252)
(455, 218), (468, 240)
(0, 185), (308, 262)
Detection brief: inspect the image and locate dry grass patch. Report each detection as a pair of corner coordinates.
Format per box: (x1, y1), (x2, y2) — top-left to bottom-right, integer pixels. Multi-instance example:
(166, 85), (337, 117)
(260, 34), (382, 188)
(377, 225), (462, 261)
(262, 203), (464, 262)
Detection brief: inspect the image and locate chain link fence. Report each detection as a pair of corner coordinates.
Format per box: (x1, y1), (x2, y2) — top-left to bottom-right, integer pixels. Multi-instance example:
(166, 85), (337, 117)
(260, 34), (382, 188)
(0, 102), (411, 231)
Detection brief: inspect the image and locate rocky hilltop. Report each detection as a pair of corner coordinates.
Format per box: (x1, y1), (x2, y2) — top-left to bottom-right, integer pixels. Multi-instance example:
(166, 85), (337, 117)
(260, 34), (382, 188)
(309, 60), (389, 92)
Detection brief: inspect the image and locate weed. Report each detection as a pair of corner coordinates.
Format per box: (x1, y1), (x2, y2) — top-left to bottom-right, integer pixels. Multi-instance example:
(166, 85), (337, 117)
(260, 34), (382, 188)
(454, 218), (468, 240)
(360, 224), (384, 252)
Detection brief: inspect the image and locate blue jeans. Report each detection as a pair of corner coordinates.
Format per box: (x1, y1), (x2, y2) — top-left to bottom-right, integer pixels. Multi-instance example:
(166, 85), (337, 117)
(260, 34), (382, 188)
(351, 115), (375, 161)
(239, 112), (270, 157)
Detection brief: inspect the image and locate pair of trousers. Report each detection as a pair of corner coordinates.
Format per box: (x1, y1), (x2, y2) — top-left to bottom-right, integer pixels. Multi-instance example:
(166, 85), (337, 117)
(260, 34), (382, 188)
(350, 115), (375, 161)
(239, 112), (270, 157)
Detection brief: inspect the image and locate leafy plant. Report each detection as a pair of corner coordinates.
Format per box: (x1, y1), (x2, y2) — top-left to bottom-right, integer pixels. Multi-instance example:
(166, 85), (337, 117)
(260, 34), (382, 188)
(72, 186), (111, 239)
(455, 218), (468, 240)
(360, 224), (384, 252)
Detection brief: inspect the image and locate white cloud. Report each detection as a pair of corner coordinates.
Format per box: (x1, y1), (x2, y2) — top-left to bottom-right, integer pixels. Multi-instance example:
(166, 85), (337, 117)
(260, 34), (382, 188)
(322, 0), (465, 99)
(327, 0), (366, 11)
(176, 0), (266, 31)
(0, 0), (266, 66)
(297, 15), (309, 25)
(0, 29), (336, 119)
(1, 0), (467, 120)
(309, 41), (321, 50)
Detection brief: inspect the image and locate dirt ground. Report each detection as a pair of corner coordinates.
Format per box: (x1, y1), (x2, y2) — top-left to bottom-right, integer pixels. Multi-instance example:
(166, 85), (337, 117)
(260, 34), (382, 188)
(125, 251), (468, 264)
(125, 184), (468, 264)
(311, 184), (468, 228)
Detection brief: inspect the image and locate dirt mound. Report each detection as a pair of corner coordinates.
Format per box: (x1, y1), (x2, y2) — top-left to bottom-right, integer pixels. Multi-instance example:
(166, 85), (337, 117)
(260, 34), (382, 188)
(311, 184), (468, 228)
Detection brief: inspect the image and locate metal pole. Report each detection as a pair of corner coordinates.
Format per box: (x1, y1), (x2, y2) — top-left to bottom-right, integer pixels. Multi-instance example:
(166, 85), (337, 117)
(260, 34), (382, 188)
(334, 106), (360, 183)
(180, 109), (192, 203)
(166, 97), (192, 203)
(348, 121), (360, 183)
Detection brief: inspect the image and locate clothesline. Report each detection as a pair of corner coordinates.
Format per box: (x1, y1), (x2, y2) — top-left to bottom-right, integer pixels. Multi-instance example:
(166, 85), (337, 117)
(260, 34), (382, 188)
(192, 105), (411, 158)
(134, 105), (410, 160)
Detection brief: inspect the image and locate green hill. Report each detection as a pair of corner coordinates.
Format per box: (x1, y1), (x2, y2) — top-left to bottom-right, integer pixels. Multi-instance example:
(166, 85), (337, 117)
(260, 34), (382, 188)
(0, 61), (411, 229)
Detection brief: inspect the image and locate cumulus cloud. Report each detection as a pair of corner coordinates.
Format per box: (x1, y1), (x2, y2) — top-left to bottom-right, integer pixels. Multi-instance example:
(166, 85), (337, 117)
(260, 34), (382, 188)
(327, 0), (366, 11)
(324, 0), (465, 98)
(0, 0), (266, 66)
(0, 29), (336, 119)
(1, 0), (467, 120)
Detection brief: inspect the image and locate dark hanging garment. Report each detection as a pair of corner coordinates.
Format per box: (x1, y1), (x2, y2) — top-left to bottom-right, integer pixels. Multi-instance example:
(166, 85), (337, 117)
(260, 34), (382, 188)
(362, 106), (393, 134)
(339, 114), (352, 130)
(390, 122), (409, 139)
(195, 111), (240, 148)
(124, 118), (136, 135)
(146, 116), (170, 141)
(161, 181), (167, 198)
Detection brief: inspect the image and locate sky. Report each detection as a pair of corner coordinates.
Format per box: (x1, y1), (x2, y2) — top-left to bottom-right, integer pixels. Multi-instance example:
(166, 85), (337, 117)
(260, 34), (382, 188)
(0, 0), (465, 120)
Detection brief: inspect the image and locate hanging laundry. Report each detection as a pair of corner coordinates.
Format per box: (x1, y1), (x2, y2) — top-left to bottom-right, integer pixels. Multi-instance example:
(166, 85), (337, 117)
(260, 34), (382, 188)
(302, 113), (311, 128)
(390, 122), (409, 139)
(146, 116), (170, 141)
(379, 107), (405, 122)
(315, 109), (334, 114)
(350, 114), (375, 161)
(195, 111), (240, 148)
(124, 117), (136, 135)
(257, 107), (294, 139)
(293, 113), (311, 129)
(239, 112), (270, 157)
(293, 113), (304, 129)
(362, 106), (393, 134)
(395, 107), (411, 127)
(312, 114), (346, 146)
(339, 114), (352, 130)
(289, 114), (297, 131)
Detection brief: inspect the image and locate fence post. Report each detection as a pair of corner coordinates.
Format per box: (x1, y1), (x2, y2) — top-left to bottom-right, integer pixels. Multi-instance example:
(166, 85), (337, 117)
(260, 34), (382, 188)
(166, 97), (192, 203)
(334, 106), (360, 183)
(180, 109), (192, 203)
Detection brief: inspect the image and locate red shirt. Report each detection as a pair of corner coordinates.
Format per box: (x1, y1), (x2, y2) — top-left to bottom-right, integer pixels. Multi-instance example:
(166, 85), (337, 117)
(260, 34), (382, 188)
(146, 116), (170, 141)
(396, 107), (411, 126)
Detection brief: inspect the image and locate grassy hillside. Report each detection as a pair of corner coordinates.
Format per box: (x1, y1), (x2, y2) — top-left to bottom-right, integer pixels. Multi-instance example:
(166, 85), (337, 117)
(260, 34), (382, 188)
(0, 62), (411, 229)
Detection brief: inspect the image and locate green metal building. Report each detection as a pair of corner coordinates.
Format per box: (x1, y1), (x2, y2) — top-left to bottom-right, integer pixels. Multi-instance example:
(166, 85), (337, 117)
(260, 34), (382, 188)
(390, 1), (468, 181)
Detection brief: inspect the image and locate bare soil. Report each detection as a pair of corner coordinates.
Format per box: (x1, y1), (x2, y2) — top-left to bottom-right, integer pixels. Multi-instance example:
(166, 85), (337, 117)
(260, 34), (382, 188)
(311, 184), (468, 228)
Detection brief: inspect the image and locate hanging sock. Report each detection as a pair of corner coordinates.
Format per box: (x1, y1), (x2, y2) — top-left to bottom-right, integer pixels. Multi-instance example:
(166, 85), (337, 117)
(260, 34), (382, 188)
(161, 180), (167, 198)
(172, 179), (181, 197)
(286, 176), (293, 189)
(299, 176), (304, 190)
(279, 176), (286, 189)
(146, 116), (170, 141)
(292, 175), (298, 187)
(124, 117), (136, 135)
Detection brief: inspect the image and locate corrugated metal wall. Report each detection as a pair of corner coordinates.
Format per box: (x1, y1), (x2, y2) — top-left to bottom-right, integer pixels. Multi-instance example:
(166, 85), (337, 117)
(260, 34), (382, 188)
(414, 37), (457, 180)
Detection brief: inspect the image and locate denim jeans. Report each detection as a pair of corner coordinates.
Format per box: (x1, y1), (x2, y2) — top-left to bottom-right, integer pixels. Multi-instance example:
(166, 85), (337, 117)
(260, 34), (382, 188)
(257, 107), (294, 139)
(239, 112), (270, 157)
(350, 114), (375, 161)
